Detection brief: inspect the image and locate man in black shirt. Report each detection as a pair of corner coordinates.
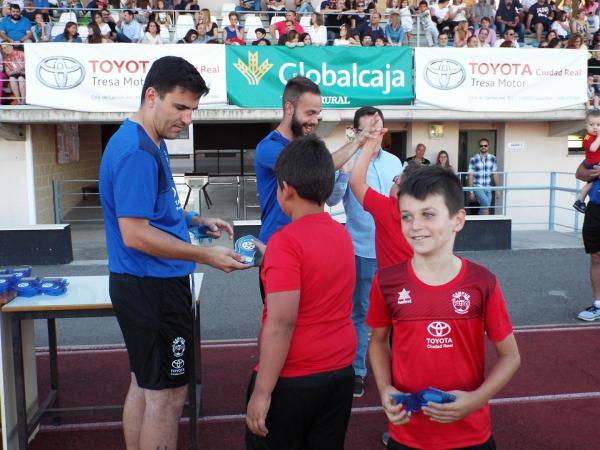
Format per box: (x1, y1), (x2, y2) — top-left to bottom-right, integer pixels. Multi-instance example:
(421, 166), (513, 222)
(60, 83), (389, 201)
(496, 0), (524, 43)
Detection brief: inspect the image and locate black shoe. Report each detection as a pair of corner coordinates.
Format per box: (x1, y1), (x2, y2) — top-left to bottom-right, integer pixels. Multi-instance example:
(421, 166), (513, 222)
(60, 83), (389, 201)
(573, 199), (587, 213)
(353, 375), (365, 398)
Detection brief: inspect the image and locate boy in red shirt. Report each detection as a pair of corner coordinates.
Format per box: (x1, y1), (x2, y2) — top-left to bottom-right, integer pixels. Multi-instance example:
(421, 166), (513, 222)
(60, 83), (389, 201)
(574, 110), (600, 213)
(367, 165), (521, 450)
(246, 135), (357, 450)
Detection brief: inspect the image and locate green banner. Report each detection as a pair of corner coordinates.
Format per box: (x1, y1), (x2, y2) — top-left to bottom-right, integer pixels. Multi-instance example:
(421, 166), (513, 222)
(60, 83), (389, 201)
(226, 46), (414, 108)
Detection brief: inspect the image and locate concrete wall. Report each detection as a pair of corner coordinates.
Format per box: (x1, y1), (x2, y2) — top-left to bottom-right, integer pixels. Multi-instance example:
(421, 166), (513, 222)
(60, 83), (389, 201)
(0, 138), (30, 227)
(31, 125), (102, 224)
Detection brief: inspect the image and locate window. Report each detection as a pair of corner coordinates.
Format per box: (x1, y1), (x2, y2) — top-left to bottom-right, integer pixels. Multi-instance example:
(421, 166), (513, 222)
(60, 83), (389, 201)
(568, 133), (584, 156)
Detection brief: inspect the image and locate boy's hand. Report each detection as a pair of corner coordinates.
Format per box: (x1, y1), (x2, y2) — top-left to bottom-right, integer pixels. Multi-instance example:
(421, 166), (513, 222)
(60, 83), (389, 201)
(253, 239), (266, 266)
(355, 114), (387, 148)
(422, 390), (484, 423)
(246, 391), (271, 437)
(381, 385), (411, 426)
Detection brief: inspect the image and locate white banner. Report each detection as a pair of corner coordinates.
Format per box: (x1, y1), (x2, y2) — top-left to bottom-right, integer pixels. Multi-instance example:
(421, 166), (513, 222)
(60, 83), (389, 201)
(25, 43), (227, 112)
(415, 48), (587, 112)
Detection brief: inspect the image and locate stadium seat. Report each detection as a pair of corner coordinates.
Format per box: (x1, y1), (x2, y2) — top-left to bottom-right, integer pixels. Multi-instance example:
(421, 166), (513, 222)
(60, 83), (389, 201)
(222, 3), (236, 14)
(160, 25), (171, 43)
(57, 12), (77, 24)
(299, 15), (311, 28)
(174, 25), (195, 42)
(244, 14), (263, 42)
(78, 25), (88, 41)
(50, 23), (64, 38)
(174, 14), (196, 41)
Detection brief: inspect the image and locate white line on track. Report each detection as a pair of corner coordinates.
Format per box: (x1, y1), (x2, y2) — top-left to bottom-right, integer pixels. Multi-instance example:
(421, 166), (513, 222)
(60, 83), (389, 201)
(38, 391), (600, 433)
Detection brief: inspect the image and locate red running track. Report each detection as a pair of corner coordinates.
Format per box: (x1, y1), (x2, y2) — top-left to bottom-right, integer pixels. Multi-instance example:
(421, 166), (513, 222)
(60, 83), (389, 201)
(28, 325), (600, 450)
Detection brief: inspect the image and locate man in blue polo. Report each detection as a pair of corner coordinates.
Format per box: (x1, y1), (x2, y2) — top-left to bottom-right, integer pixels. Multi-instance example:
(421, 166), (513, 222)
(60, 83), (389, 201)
(99, 56), (247, 450)
(0, 5), (32, 43)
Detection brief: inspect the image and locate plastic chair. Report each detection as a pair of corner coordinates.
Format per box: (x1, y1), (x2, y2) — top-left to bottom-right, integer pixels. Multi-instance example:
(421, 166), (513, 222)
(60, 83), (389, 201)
(299, 15), (311, 28)
(57, 12), (77, 24)
(78, 25), (88, 40)
(160, 25), (172, 43)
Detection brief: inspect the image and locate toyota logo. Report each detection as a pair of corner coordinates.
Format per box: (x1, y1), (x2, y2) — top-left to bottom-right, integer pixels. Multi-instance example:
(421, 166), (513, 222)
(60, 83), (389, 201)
(423, 59), (466, 90)
(36, 56), (85, 90)
(171, 359), (185, 369)
(427, 321), (452, 337)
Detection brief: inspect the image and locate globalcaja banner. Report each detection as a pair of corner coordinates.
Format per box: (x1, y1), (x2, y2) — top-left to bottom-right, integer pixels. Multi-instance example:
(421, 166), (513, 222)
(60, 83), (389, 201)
(25, 43), (227, 112)
(226, 46), (414, 108)
(415, 48), (587, 112)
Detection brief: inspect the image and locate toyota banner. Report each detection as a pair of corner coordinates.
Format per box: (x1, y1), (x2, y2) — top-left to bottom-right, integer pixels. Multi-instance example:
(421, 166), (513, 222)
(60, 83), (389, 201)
(226, 46), (414, 108)
(415, 48), (587, 112)
(25, 43), (227, 112)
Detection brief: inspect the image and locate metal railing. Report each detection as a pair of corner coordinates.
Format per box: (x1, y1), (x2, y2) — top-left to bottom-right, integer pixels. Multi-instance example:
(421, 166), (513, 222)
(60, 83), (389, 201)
(53, 171), (584, 232)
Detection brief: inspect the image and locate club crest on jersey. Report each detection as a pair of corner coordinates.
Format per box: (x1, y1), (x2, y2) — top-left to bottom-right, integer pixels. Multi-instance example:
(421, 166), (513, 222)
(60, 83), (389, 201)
(451, 291), (470, 314)
(397, 288), (412, 304)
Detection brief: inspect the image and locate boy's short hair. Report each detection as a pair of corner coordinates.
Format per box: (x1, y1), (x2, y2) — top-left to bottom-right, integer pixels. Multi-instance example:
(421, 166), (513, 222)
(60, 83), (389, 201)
(274, 135), (334, 205)
(255, 27), (266, 35)
(586, 109), (600, 121)
(398, 165), (465, 216)
(353, 106), (384, 129)
(418, 0), (428, 6)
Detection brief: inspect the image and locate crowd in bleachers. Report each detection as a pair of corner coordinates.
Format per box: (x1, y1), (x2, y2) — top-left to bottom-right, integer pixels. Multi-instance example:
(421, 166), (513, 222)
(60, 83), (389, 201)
(1, 0), (600, 104)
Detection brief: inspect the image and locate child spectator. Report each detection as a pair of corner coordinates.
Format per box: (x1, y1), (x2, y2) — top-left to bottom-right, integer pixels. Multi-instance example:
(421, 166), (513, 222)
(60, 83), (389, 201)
(574, 110), (600, 213)
(385, 11), (405, 45)
(466, 34), (479, 46)
(399, 0), (413, 43)
(375, 35), (386, 45)
(1, 44), (25, 104)
(367, 164), (521, 450)
(551, 9), (570, 39)
(417, 0), (439, 47)
(474, 16), (497, 46)
(246, 135), (357, 450)
(453, 20), (470, 46)
(223, 11), (245, 44)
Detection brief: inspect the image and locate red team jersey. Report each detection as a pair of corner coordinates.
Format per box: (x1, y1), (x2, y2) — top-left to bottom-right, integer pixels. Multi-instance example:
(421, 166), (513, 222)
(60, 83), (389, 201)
(259, 212), (357, 377)
(363, 187), (413, 269)
(366, 258), (513, 449)
(583, 133), (600, 165)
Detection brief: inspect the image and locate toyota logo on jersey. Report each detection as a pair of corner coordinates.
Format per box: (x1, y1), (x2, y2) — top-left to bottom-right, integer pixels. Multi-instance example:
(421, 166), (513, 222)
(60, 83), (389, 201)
(426, 321), (454, 350)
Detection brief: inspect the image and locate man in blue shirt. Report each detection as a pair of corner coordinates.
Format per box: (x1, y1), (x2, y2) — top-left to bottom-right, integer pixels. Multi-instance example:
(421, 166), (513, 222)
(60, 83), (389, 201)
(468, 138), (500, 215)
(117, 9), (142, 42)
(99, 56), (247, 450)
(326, 107), (403, 397)
(0, 5), (32, 42)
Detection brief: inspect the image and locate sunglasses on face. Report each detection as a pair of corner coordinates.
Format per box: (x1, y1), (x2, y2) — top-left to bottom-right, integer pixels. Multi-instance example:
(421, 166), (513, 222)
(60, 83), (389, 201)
(480, 144), (489, 147)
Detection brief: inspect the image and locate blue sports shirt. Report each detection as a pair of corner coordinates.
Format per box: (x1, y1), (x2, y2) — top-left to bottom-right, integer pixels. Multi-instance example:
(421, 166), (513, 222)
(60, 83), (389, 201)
(99, 119), (195, 277)
(255, 130), (291, 243)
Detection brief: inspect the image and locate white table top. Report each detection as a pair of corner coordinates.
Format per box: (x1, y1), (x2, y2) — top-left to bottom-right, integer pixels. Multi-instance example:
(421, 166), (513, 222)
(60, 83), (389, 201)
(2, 274), (204, 313)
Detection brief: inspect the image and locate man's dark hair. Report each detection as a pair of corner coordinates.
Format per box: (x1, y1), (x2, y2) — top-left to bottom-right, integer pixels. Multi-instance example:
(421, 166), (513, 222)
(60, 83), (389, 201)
(479, 137), (489, 145)
(282, 75), (321, 109)
(9, 3), (20, 10)
(141, 56), (209, 104)
(274, 135), (334, 205)
(255, 27), (266, 35)
(418, 0), (428, 6)
(124, 9), (134, 16)
(353, 106), (384, 130)
(398, 165), (465, 216)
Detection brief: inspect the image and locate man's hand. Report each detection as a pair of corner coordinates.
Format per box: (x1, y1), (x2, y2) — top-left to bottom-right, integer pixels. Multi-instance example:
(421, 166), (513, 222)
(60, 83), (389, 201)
(192, 216), (234, 239)
(201, 246), (249, 272)
(381, 385), (410, 426)
(355, 114), (387, 148)
(422, 390), (484, 424)
(246, 391), (271, 437)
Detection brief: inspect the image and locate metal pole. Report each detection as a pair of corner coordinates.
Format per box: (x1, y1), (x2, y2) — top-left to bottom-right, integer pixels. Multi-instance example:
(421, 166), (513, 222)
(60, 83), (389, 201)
(574, 179), (581, 232)
(549, 172), (556, 231)
(53, 180), (62, 224)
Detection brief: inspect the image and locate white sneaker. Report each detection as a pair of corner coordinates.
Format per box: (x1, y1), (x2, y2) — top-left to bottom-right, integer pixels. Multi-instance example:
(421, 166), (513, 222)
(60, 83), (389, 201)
(577, 305), (600, 321)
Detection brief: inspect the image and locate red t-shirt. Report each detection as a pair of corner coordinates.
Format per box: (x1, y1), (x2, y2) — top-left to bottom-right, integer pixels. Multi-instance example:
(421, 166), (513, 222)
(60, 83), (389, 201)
(259, 212), (357, 377)
(366, 258), (513, 449)
(583, 133), (600, 165)
(363, 187), (413, 269)
(274, 20), (304, 37)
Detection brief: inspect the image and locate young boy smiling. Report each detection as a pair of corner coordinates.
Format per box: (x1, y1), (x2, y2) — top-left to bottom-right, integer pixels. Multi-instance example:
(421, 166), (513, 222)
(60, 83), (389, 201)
(367, 165), (521, 450)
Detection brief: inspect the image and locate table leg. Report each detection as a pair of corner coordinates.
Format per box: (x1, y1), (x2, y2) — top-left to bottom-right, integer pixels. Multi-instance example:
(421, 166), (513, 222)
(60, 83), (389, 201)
(48, 318), (60, 424)
(12, 315), (28, 450)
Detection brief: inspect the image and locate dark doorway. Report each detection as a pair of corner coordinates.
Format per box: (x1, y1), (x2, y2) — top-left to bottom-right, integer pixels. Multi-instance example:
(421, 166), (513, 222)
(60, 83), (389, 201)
(389, 131), (407, 162)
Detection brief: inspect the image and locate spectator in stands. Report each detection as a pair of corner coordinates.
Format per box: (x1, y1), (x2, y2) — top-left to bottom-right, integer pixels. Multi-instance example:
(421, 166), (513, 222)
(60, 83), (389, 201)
(308, 11), (328, 45)
(53, 21), (82, 41)
(322, 0), (351, 42)
(1, 43), (24, 104)
(545, 29), (557, 42)
(588, 43), (600, 75)
(548, 36), (562, 47)
(471, 0), (496, 31)
(0, 5), (32, 42)
(359, 11), (384, 41)
(583, 0), (599, 33)
(361, 32), (373, 45)
(0, 49), (6, 105)
(474, 16), (497, 45)
(270, 11), (304, 40)
(557, 0), (573, 18)
(141, 20), (162, 43)
(117, 9), (142, 42)
(30, 11), (50, 42)
(407, 143), (431, 164)
(571, 8), (591, 44)
(417, 0), (439, 46)
(177, 28), (197, 42)
(223, 11), (245, 44)
(276, 19), (295, 43)
(449, 0), (469, 31)
(453, 19), (470, 46)
(300, 32), (312, 44)
(566, 31), (585, 48)
(92, 11), (110, 37)
(285, 28), (300, 46)
(351, 1), (368, 32)
(195, 21), (216, 42)
(588, 75), (600, 110)
(374, 35), (385, 45)
(385, 11), (404, 45)
(386, 0), (401, 14)
(527, 0), (553, 43)
(266, 0), (286, 18)
(430, 0), (453, 33)
(153, 0), (173, 31)
(198, 8), (218, 40)
(436, 30), (449, 46)
(87, 22), (109, 42)
(496, 0), (524, 42)
(495, 26), (518, 46)
(236, 0), (261, 14)
(251, 26), (266, 42)
(57, 0), (84, 19)
(538, 38), (549, 46)
(334, 22), (357, 44)
(476, 25), (491, 45)
(467, 34), (479, 45)
(253, 37), (270, 44)
(436, 150), (454, 172)
(398, 0), (413, 43)
(551, 9), (570, 39)
(22, 0), (39, 22)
